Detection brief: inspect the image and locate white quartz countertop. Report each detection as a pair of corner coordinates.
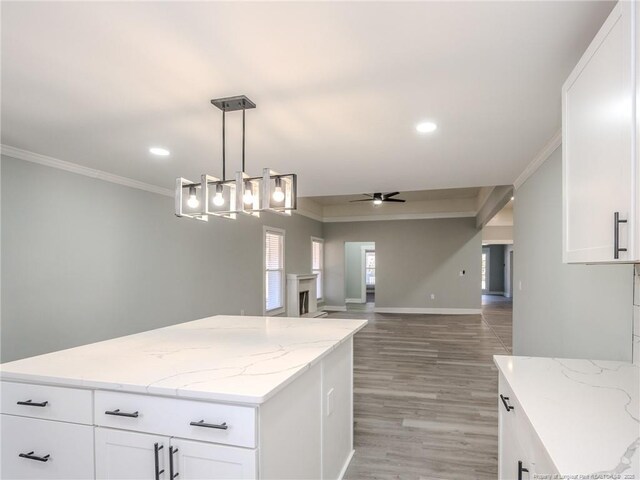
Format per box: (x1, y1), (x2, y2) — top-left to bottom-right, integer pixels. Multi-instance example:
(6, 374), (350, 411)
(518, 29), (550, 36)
(0, 316), (367, 404)
(494, 355), (639, 476)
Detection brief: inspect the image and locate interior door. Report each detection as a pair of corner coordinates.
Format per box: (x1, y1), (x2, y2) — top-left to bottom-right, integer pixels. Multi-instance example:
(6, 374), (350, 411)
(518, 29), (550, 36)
(170, 438), (257, 480)
(563, 1), (635, 263)
(95, 428), (168, 480)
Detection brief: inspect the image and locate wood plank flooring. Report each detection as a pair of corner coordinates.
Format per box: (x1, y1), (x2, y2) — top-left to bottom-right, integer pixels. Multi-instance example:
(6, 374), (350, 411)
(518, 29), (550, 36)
(331, 299), (512, 479)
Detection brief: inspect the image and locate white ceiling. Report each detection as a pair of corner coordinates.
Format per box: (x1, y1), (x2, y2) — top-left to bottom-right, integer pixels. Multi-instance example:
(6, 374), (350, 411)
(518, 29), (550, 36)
(308, 187), (480, 205)
(1, 1), (614, 197)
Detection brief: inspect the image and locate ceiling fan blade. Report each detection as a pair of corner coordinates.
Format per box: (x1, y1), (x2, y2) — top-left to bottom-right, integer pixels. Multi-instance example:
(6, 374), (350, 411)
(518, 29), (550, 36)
(349, 199), (375, 203)
(384, 198), (406, 203)
(383, 192), (400, 199)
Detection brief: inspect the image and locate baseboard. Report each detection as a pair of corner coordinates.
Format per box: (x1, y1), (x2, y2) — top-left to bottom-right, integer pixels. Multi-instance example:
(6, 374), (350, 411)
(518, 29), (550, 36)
(323, 305), (347, 312)
(337, 449), (355, 480)
(485, 291), (505, 295)
(345, 298), (364, 304)
(374, 307), (482, 315)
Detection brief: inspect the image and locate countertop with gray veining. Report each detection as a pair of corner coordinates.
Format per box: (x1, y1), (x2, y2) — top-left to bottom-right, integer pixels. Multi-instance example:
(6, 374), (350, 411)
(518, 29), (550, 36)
(0, 316), (367, 404)
(494, 355), (639, 477)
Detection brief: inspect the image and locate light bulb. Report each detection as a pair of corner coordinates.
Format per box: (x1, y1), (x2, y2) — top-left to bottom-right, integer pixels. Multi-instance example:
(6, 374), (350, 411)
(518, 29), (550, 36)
(373, 198), (383, 206)
(213, 184), (225, 206)
(187, 185), (199, 208)
(272, 187), (285, 202)
(243, 182), (254, 205)
(272, 178), (285, 202)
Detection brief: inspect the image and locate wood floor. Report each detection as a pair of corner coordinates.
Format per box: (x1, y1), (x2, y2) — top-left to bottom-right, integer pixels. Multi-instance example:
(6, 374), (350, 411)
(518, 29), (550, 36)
(331, 297), (513, 479)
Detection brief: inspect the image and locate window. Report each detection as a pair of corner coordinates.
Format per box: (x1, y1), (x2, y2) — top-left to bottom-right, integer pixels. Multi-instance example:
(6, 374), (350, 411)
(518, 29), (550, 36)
(365, 250), (375, 286)
(311, 237), (324, 300)
(264, 227), (285, 314)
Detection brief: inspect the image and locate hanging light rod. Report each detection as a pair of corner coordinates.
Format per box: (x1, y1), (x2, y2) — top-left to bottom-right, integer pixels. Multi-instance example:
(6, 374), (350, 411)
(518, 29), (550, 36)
(175, 95), (297, 221)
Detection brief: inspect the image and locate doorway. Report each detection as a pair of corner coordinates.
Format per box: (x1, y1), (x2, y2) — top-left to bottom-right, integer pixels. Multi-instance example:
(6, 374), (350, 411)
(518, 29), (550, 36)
(481, 246), (490, 294)
(344, 242), (375, 310)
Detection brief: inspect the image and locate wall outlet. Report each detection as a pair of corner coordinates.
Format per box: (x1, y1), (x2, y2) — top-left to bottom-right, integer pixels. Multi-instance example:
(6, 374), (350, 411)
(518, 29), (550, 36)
(326, 388), (334, 416)
(430, 293), (436, 300)
(518, 281), (522, 291)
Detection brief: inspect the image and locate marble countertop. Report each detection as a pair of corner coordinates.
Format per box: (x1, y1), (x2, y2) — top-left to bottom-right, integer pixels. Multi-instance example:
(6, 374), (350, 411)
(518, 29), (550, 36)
(494, 355), (639, 476)
(0, 316), (367, 404)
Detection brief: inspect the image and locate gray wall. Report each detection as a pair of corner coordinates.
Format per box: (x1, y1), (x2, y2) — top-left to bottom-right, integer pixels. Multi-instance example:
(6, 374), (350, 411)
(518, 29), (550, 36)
(487, 244), (505, 293)
(1, 156), (323, 362)
(324, 218), (481, 309)
(344, 242), (374, 300)
(513, 147), (633, 361)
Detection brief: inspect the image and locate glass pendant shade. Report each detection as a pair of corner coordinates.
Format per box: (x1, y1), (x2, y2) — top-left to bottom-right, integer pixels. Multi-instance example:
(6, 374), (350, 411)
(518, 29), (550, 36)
(262, 168), (297, 216)
(236, 171), (261, 217)
(175, 178), (208, 221)
(200, 174), (238, 219)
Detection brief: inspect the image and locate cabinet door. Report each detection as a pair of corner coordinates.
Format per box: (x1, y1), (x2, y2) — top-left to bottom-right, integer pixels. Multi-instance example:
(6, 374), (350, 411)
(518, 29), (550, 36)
(95, 427), (169, 480)
(1, 414), (94, 480)
(499, 405), (530, 480)
(170, 438), (257, 480)
(562, 1), (635, 263)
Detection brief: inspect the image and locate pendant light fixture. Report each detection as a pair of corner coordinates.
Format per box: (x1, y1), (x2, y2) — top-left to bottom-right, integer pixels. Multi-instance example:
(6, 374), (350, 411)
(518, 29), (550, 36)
(175, 95), (297, 220)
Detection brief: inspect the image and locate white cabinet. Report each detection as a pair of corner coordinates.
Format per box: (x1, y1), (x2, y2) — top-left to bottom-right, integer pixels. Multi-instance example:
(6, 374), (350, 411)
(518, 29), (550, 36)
(95, 429), (257, 480)
(563, 1), (638, 263)
(171, 438), (257, 479)
(498, 374), (558, 479)
(0, 415), (94, 480)
(95, 428), (169, 480)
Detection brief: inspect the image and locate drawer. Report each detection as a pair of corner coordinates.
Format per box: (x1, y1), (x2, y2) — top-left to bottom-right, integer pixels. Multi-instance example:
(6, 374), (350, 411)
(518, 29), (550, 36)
(95, 390), (257, 448)
(1, 381), (93, 425)
(0, 414), (94, 479)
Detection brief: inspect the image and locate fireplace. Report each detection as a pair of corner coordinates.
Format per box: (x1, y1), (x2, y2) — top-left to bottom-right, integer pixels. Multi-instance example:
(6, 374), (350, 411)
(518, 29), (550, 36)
(299, 290), (310, 316)
(286, 273), (327, 318)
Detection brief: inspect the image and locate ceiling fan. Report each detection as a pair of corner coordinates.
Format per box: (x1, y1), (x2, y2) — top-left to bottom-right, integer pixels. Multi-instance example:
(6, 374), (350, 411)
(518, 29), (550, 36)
(350, 192), (406, 205)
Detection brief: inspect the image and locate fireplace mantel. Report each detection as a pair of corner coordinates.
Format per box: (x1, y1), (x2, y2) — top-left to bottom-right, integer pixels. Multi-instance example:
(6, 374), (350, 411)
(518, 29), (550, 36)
(286, 273), (327, 318)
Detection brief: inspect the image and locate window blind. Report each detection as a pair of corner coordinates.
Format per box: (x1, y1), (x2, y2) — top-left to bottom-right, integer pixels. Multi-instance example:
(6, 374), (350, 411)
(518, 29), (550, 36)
(312, 239), (323, 299)
(265, 230), (284, 312)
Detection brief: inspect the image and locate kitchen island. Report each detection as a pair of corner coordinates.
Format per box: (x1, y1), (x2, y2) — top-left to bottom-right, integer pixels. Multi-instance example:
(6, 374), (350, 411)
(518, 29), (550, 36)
(0, 315), (367, 480)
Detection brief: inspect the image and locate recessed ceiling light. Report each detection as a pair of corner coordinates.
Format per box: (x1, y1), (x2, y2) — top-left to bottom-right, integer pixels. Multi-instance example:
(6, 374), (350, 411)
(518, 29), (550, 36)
(149, 147), (170, 156)
(511, 196), (515, 201)
(416, 122), (437, 134)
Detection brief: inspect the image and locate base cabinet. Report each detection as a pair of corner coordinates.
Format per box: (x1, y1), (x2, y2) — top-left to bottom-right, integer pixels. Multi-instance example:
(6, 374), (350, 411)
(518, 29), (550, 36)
(498, 374), (558, 479)
(172, 438), (257, 480)
(95, 428), (257, 480)
(0, 415), (94, 480)
(95, 428), (169, 480)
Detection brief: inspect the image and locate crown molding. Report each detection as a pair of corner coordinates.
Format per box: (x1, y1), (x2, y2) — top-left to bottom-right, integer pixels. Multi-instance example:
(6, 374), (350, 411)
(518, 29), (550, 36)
(322, 211), (476, 223)
(513, 129), (562, 191)
(1, 144), (173, 197)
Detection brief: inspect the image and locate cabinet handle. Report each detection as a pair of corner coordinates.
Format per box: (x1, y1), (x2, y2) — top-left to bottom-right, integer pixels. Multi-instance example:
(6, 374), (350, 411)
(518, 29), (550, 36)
(518, 460), (529, 480)
(189, 420), (228, 430)
(17, 399), (48, 408)
(105, 408), (139, 418)
(500, 394), (514, 412)
(169, 446), (179, 478)
(614, 211), (628, 259)
(19, 451), (51, 462)
(154, 443), (165, 480)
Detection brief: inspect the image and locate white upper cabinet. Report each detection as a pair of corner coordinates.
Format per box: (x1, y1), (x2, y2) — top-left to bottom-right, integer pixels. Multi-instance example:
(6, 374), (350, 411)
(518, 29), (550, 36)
(563, 1), (637, 263)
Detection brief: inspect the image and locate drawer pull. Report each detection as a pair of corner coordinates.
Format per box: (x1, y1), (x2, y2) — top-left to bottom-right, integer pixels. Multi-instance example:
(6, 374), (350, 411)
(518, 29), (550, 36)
(169, 446), (179, 478)
(190, 420), (228, 430)
(105, 408), (139, 418)
(19, 451), (51, 462)
(518, 460), (529, 480)
(154, 443), (165, 480)
(17, 399), (48, 408)
(500, 394), (514, 412)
